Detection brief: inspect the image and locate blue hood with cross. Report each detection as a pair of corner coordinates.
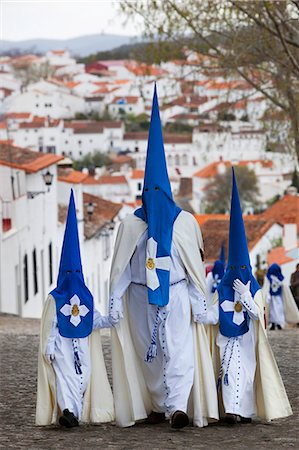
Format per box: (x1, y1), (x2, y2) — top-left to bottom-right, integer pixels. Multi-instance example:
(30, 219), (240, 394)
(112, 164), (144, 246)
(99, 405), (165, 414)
(134, 84), (181, 307)
(217, 168), (260, 338)
(50, 190), (94, 338)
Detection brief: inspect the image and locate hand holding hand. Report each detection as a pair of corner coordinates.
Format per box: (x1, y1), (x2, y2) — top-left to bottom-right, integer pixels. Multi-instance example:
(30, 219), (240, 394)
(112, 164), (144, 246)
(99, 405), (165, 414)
(233, 279), (250, 296)
(45, 353), (55, 364)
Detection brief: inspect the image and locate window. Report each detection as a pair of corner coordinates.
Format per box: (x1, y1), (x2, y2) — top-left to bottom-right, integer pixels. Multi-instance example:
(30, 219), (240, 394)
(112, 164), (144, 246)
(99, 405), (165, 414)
(36, 104), (39, 107)
(175, 154), (180, 165)
(34, 129), (38, 133)
(50, 137), (55, 141)
(69, 151), (72, 156)
(137, 182), (142, 191)
(89, 139), (93, 143)
(48, 242), (53, 285)
(62, 151), (65, 156)
(33, 248), (38, 294)
(78, 140), (82, 145)
(24, 254), (29, 302)
(65, 140), (68, 144)
(182, 154), (188, 165)
(79, 151), (82, 156)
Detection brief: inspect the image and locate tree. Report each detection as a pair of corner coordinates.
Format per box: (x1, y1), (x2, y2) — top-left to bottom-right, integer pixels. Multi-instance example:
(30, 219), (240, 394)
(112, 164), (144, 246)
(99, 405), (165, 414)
(73, 151), (111, 171)
(13, 61), (55, 87)
(291, 167), (299, 189)
(203, 166), (260, 213)
(121, 1), (299, 161)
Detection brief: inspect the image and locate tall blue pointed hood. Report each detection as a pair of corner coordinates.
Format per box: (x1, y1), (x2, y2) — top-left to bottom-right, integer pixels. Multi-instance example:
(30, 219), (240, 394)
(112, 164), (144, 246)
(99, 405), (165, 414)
(218, 168), (260, 338)
(267, 263), (284, 296)
(135, 84), (181, 307)
(50, 190), (93, 338)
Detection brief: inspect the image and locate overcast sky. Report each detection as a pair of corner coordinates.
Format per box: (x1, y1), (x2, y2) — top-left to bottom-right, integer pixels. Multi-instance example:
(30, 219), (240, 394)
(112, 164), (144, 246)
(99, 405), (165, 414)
(1, 0), (141, 41)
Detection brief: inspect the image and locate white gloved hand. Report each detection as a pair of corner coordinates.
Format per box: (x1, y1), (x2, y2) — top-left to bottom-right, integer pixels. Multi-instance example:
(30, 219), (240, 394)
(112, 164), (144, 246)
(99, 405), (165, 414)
(45, 353), (55, 364)
(193, 313), (207, 324)
(233, 279), (251, 296)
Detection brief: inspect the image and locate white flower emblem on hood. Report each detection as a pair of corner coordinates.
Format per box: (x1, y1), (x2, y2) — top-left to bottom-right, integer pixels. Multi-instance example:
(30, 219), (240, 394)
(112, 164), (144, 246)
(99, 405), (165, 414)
(60, 294), (89, 327)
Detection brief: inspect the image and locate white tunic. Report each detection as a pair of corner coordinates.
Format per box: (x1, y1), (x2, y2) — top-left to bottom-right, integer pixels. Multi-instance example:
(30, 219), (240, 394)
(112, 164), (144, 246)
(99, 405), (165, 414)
(267, 294), (285, 327)
(207, 291), (259, 418)
(46, 310), (110, 419)
(110, 230), (207, 416)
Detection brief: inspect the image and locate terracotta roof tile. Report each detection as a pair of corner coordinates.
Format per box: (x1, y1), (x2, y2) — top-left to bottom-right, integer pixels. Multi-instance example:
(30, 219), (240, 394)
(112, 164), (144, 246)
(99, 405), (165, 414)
(193, 160), (273, 178)
(123, 132), (192, 144)
(260, 195), (299, 229)
(200, 218), (276, 263)
(131, 169), (144, 179)
(58, 168), (89, 184)
(0, 143), (63, 173)
(82, 174), (128, 185)
(111, 96), (139, 105)
(83, 192), (122, 239)
(267, 246), (294, 266)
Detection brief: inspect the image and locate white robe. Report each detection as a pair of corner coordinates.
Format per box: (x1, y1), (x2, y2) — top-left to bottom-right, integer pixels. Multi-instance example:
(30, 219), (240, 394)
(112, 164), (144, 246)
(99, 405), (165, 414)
(111, 230), (206, 415)
(263, 279), (299, 327)
(207, 290), (259, 417)
(36, 296), (114, 426)
(206, 289), (293, 421)
(109, 211), (219, 427)
(46, 310), (111, 420)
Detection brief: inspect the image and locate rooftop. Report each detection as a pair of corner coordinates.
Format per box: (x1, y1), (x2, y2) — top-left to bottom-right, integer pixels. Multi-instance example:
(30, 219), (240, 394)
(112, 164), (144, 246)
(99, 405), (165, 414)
(83, 193), (122, 239)
(193, 160), (273, 178)
(0, 143), (63, 173)
(260, 194), (299, 230)
(58, 168), (89, 184)
(200, 218), (276, 262)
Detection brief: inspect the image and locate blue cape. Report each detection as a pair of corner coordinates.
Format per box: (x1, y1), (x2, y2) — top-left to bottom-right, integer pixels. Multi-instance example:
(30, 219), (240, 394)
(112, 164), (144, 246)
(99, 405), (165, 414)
(218, 168), (260, 338)
(267, 263), (284, 296)
(211, 260), (225, 293)
(135, 84), (181, 307)
(50, 190), (93, 338)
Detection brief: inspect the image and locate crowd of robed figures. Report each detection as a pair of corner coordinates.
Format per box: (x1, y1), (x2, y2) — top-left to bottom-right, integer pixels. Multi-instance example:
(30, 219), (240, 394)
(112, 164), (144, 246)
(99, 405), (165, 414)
(36, 86), (299, 430)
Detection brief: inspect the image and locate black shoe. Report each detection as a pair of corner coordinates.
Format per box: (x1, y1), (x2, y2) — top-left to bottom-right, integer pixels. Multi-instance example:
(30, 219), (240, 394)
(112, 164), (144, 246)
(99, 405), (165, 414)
(59, 409), (79, 428)
(239, 416), (252, 424)
(277, 325), (282, 330)
(222, 414), (238, 424)
(171, 410), (189, 429)
(270, 323), (275, 330)
(146, 411), (166, 424)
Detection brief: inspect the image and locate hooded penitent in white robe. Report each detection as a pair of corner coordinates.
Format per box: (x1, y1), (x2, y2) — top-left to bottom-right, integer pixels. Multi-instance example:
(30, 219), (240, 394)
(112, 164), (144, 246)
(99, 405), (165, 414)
(262, 278), (299, 327)
(206, 290), (292, 421)
(36, 295), (114, 426)
(109, 211), (219, 428)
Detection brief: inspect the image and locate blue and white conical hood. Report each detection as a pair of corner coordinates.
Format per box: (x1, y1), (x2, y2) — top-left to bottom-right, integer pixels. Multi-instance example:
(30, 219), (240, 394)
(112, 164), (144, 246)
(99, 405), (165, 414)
(135, 84), (181, 307)
(50, 190), (93, 338)
(218, 168), (260, 338)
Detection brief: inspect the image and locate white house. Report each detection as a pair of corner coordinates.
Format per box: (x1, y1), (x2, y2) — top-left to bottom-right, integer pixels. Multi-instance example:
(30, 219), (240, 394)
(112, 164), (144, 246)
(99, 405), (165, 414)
(0, 143), (63, 318)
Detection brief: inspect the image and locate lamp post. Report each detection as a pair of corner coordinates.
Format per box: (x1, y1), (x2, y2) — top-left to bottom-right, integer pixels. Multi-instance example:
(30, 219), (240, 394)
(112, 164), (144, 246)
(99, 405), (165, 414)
(27, 170), (54, 199)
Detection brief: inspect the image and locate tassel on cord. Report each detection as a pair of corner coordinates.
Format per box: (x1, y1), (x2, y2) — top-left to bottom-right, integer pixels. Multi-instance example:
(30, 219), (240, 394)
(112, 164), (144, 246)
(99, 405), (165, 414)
(145, 306), (160, 363)
(72, 340), (82, 375)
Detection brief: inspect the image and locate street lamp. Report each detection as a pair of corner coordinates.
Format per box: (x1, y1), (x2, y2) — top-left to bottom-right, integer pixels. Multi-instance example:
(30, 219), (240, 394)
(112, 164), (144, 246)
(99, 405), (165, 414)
(27, 171), (54, 199)
(87, 202), (94, 221)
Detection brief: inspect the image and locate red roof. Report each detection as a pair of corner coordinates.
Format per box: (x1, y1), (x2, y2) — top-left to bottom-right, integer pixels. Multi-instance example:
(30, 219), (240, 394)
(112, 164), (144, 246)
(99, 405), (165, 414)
(5, 112), (31, 120)
(131, 169), (144, 179)
(58, 168), (88, 184)
(267, 246), (294, 266)
(83, 175), (127, 185)
(111, 96), (139, 105)
(123, 132), (192, 144)
(0, 144), (63, 173)
(83, 192), (122, 239)
(260, 195), (299, 229)
(193, 160), (273, 178)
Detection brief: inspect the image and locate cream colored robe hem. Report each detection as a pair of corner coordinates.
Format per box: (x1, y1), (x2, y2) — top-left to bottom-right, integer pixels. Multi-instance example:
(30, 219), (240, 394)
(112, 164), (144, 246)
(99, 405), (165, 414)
(110, 211), (219, 428)
(35, 295), (114, 426)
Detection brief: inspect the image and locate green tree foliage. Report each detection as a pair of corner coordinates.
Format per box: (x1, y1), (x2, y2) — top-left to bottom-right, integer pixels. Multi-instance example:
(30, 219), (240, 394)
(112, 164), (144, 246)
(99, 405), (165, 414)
(204, 166), (260, 213)
(73, 151), (111, 171)
(291, 168), (299, 189)
(121, 0), (299, 161)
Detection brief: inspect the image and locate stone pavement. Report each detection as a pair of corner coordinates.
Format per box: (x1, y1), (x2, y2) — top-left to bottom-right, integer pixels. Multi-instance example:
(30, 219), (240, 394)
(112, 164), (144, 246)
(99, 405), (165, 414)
(0, 314), (298, 450)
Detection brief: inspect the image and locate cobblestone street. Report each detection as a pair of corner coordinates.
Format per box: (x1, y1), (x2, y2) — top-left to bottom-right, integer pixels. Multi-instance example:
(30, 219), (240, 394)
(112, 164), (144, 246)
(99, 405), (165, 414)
(0, 315), (298, 450)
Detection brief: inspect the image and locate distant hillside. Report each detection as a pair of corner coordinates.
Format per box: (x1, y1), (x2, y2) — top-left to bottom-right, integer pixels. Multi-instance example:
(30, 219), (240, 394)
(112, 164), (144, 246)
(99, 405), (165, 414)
(0, 33), (139, 57)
